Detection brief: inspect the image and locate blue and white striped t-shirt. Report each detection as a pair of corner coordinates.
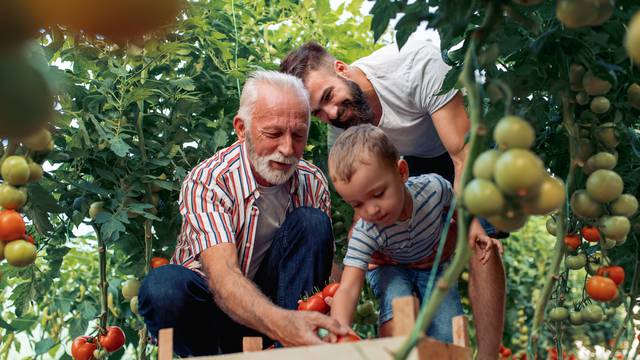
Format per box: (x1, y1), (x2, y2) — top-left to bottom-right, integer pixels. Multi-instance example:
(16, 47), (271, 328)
(343, 174), (453, 270)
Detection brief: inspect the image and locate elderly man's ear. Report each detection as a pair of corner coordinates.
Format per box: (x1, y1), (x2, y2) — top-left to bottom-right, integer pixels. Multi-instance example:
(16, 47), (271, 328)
(234, 116), (247, 141)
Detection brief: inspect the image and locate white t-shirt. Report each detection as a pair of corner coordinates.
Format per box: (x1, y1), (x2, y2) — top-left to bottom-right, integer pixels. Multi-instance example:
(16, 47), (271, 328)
(328, 39), (458, 158)
(246, 183), (289, 279)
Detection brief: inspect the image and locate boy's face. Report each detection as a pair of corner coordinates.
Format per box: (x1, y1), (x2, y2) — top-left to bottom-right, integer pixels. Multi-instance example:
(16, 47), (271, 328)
(332, 156), (410, 226)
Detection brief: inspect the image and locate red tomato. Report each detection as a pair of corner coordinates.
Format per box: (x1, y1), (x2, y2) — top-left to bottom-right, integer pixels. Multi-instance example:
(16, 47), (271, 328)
(501, 348), (512, 357)
(71, 336), (97, 360)
(336, 334), (361, 343)
(150, 257), (169, 268)
(586, 275), (618, 301)
(0, 210), (26, 241)
(98, 326), (126, 352)
(298, 295), (329, 313)
(564, 234), (581, 250)
(581, 225), (601, 242)
(25, 234), (35, 244)
(322, 283), (340, 298)
(597, 265), (625, 285)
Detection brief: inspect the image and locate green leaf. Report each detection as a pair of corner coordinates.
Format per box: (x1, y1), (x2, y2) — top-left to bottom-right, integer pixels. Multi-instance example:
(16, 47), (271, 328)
(171, 77), (196, 91)
(99, 215), (126, 242)
(370, 1), (399, 42)
(26, 183), (64, 213)
(77, 301), (98, 320)
(10, 315), (38, 331)
(109, 135), (132, 157)
(213, 129), (229, 151)
(69, 317), (87, 339)
(35, 339), (56, 355)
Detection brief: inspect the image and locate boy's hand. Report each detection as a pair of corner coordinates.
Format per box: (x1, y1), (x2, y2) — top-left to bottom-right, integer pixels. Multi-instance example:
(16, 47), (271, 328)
(469, 219), (503, 264)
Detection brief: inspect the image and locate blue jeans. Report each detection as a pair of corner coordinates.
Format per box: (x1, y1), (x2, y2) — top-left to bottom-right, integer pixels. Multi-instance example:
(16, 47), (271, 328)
(366, 264), (463, 343)
(138, 207), (334, 356)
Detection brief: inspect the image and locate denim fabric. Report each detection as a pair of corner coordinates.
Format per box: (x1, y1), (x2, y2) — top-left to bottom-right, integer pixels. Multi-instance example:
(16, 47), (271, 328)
(138, 207), (333, 356)
(365, 264), (463, 343)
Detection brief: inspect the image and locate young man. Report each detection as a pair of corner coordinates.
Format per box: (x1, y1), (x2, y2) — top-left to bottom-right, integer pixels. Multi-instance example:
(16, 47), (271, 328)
(281, 40), (505, 359)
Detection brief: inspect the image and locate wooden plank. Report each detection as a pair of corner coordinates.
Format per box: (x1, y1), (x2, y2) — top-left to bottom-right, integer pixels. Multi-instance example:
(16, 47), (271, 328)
(158, 328), (173, 360)
(416, 337), (473, 360)
(186, 335), (471, 360)
(242, 337), (263, 352)
(451, 315), (470, 348)
(392, 296), (417, 336)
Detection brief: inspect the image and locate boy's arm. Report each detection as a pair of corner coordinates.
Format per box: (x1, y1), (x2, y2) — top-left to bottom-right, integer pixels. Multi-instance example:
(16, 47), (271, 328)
(330, 265), (366, 328)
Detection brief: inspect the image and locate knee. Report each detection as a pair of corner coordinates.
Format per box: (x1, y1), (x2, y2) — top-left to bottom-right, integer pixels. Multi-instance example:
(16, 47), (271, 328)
(139, 265), (195, 317)
(288, 207), (332, 250)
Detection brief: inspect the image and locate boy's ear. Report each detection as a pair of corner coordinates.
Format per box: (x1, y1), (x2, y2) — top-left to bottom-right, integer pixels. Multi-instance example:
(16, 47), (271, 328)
(398, 159), (409, 181)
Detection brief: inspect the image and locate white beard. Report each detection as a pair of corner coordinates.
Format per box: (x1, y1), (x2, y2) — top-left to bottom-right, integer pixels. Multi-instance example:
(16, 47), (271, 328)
(246, 135), (299, 185)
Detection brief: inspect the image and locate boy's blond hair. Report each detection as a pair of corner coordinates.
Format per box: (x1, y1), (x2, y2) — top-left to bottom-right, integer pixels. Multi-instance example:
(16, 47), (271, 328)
(329, 124), (399, 182)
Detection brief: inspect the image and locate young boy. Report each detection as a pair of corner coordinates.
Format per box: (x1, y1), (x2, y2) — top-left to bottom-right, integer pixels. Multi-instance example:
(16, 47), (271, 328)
(327, 124), (468, 343)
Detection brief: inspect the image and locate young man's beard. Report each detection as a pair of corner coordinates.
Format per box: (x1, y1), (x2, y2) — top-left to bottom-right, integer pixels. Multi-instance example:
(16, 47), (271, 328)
(246, 133), (299, 186)
(329, 78), (375, 130)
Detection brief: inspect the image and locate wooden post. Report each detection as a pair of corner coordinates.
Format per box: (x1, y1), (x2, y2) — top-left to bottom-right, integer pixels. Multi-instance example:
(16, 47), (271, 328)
(242, 337), (263, 352)
(391, 296), (417, 336)
(452, 316), (470, 348)
(158, 328), (173, 360)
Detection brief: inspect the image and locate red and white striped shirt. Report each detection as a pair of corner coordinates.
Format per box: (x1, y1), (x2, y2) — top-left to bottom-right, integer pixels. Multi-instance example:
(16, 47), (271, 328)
(171, 140), (332, 277)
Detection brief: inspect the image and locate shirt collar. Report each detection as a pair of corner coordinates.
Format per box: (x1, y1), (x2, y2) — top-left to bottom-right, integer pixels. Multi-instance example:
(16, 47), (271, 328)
(238, 141), (299, 200)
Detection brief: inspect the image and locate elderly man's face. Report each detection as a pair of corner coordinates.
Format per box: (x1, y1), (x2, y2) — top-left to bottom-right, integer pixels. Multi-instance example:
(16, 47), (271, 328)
(237, 88), (309, 186)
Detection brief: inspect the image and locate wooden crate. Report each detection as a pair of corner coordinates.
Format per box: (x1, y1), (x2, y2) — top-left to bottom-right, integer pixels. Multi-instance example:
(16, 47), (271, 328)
(157, 296), (472, 360)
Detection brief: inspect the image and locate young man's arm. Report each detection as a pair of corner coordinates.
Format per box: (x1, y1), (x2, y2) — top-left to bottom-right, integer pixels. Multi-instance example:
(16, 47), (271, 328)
(201, 243), (347, 347)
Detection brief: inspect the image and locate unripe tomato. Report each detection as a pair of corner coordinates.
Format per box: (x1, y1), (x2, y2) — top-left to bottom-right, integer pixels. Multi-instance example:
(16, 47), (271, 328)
(594, 124), (619, 148)
(556, 0), (599, 29)
(565, 254), (586, 270)
(4, 239), (37, 267)
(581, 304), (604, 323)
(463, 179), (505, 217)
(27, 162), (43, 182)
(1, 156), (30, 186)
(581, 226), (600, 242)
(130, 296), (139, 315)
(150, 257), (169, 268)
(570, 190), (602, 219)
(628, 83), (640, 109)
(599, 216), (630, 241)
(582, 71), (612, 96)
(21, 128), (52, 152)
(586, 275), (617, 301)
(0, 210), (26, 241)
(89, 201), (106, 220)
(569, 311), (583, 325)
(493, 116), (535, 150)
(548, 307), (569, 321)
(472, 149), (500, 180)
(626, 11), (640, 65)
(586, 170), (623, 203)
(585, 152), (617, 172)
(71, 336), (97, 360)
(546, 217), (557, 236)
(611, 194), (638, 217)
(98, 326), (126, 352)
(564, 234), (581, 250)
(494, 149), (545, 196)
(522, 176), (565, 215)
(0, 183), (27, 210)
(590, 96), (610, 114)
(488, 212), (529, 232)
(122, 278), (141, 301)
(596, 266), (625, 285)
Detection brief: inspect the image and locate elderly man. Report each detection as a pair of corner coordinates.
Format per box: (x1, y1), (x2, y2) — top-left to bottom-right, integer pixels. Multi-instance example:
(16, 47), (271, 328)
(281, 40), (506, 360)
(138, 71), (346, 356)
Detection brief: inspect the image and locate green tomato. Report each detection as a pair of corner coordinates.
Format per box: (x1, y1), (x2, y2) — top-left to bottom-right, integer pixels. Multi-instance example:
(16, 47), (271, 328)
(548, 307), (569, 321)
(89, 201), (106, 220)
(599, 216), (631, 241)
(463, 179), (505, 217)
(570, 190), (602, 219)
(472, 149), (500, 180)
(494, 149), (545, 197)
(493, 116), (535, 150)
(122, 278), (141, 301)
(611, 194), (638, 217)
(4, 239), (37, 267)
(0, 183), (27, 210)
(582, 304), (604, 323)
(569, 311), (584, 325)
(546, 217), (557, 236)
(0, 156), (30, 186)
(566, 254), (586, 270)
(586, 170), (623, 203)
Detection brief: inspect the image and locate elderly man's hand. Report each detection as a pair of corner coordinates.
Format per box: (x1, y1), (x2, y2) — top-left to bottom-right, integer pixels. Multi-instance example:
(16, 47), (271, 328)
(469, 218), (504, 265)
(272, 310), (348, 347)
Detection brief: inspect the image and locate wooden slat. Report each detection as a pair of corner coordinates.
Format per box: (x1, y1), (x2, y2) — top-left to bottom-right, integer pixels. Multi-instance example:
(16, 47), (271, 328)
(242, 337), (263, 352)
(392, 296), (417, 336)
(158, 328), (173, 360)
(451, 316), (470, 348)
(186, 335), (471, 360)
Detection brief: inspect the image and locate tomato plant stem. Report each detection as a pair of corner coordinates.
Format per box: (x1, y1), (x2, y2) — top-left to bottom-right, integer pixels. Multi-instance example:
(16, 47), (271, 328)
(93, 224), (109, 333)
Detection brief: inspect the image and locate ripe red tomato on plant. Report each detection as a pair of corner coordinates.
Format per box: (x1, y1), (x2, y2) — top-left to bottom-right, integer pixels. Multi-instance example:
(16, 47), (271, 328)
(564, 234), (581, 250)
(71, 336), (97, 360)
(24, 234), (35, 244)
(98, 326), (126, 352)
(322, 283), (340, 298)
(0, 210), (26, 241)
(586, 275), (618, 301)
(298, 295), (329, 313)
(336, 333), (361, 343)
(597, 265), (625, 285)
(581, 226), (601, 242)
(150, 257), (169, 268)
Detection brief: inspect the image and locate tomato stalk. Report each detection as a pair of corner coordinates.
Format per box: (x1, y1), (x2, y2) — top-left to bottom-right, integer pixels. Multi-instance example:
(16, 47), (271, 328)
(393, 2), (501, 359)
(0, 332), (14, 360)
(93, 224), (109, 333)
(609, 234), (639, 359)
(529, 95), (577, 357)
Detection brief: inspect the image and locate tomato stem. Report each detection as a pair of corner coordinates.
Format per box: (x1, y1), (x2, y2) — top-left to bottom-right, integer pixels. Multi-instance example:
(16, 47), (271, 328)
(93, 223), (109, 333)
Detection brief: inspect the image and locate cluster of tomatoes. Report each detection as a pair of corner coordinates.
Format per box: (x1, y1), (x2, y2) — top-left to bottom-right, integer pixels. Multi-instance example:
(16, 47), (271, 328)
(71, 326), (126, 360)
(296, 282), (360, 343)
(463, 115), (564, 232)
(0, 129), (53, 269)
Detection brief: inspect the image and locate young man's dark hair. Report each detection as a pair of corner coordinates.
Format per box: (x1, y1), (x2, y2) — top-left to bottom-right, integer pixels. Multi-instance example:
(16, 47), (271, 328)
(279, 41), (335, 81)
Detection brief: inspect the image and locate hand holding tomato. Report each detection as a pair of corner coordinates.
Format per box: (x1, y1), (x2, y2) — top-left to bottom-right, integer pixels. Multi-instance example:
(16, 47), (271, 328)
(272, 310), (348, 347)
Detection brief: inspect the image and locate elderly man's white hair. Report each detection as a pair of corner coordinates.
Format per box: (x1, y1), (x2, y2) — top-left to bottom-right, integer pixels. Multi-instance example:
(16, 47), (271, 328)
(237, 70), (310, 127)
